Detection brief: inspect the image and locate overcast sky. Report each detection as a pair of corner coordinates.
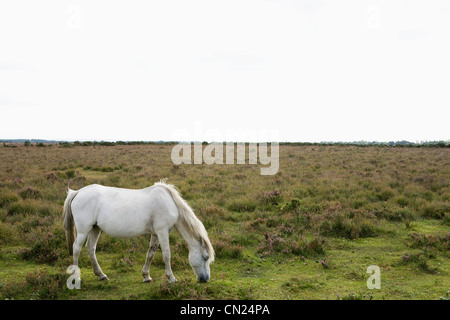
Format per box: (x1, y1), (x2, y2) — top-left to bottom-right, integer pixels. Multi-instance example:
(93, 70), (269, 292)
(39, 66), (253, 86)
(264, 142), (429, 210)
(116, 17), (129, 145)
(0, 0), (449, 142)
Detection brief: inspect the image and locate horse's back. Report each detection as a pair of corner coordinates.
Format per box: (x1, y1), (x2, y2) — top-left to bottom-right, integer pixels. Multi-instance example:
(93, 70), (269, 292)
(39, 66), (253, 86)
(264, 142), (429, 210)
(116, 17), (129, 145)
(71, 184), (179, 237)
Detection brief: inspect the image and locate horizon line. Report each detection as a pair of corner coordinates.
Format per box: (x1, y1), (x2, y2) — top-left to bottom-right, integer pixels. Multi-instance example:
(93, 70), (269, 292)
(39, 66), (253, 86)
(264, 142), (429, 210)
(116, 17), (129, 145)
(1, 138), (449, 145)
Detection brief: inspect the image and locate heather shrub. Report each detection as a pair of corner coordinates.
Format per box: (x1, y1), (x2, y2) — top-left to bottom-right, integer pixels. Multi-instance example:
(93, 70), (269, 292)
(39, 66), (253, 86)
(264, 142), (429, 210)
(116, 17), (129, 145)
(20, 230), (66, 264)
(371, 204), (415, 222)
(0, 189), (19, 207)
(401, 252), (437, 274)
(214, 232), (244, 259)
(257, 189), (281, 206)
(317, 209), (378, 239)
(257, 223), (326, 257)
(280, 198), (302, 213)
(197, 204), (226, 218)
(375, 189), (395, 201)
(8, 201), (39, 216)
(227, 198), (257, 212)
(18, 215), (54, 233)
(0, 221), (17, 244)
(420, 201), (449, 219)
(112, 254), (136, 273)
(1, 270), (67, 300)
(45, 171), (59, 182)
(18, 186), (41, 200)
(214, 240), (243, 259)
(65, 169), (76, 179)
(243, 217), (268, 232)
(408, 233), (450, 254)
(7, 200), (53, 217)
(257, 232), (326, 257)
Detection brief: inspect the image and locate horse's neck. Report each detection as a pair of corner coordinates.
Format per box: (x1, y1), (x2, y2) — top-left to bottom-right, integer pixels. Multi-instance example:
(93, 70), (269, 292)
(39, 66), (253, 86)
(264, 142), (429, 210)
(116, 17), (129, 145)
(175, 221), (198, 250)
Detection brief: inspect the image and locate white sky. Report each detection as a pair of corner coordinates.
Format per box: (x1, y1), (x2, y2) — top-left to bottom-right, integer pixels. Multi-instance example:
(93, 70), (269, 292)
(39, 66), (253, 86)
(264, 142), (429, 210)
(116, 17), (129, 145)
(0, 0), (449, 142)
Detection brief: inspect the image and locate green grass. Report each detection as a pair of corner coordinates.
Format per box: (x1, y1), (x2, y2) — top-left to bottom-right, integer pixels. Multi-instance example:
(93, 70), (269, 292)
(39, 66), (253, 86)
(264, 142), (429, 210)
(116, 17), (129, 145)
(0, 144), (449, 299)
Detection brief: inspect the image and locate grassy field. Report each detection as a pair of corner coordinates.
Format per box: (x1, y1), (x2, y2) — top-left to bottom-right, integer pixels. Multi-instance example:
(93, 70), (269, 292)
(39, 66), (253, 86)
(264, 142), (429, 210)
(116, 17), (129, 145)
(0, 143), (448, 300)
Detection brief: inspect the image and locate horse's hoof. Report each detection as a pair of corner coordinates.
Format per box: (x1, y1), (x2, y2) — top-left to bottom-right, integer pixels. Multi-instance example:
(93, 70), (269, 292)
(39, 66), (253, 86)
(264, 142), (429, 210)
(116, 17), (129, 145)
(99, 275), (109, 281)
(143, 277), (153, 283)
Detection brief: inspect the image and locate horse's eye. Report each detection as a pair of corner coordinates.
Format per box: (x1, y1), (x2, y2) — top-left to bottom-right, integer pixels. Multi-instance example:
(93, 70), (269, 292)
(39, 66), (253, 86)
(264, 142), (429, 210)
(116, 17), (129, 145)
(203, 255), (209, 261)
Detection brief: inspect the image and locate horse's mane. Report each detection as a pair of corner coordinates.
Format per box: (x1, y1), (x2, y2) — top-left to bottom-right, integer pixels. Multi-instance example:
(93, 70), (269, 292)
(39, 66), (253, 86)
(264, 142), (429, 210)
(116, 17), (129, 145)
(154, 181), (215, 263)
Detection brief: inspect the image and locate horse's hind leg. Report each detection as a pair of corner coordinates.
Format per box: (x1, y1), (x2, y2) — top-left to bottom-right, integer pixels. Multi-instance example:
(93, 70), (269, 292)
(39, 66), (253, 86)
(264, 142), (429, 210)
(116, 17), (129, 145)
(141, 234), (159, 283)
(72, 232), (89, 267)
(86, 226), (108, 281)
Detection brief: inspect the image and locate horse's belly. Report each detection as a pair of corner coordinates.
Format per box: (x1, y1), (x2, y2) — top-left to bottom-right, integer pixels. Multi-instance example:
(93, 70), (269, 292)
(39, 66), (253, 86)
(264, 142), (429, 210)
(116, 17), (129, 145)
(97, 211), (152, 238)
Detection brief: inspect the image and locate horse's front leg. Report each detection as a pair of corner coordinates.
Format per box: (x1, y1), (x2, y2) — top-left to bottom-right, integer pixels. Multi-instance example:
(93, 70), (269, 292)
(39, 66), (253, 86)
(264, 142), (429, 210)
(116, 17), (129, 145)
(142, 234), (159, 282)
(156, 229), (177, 283)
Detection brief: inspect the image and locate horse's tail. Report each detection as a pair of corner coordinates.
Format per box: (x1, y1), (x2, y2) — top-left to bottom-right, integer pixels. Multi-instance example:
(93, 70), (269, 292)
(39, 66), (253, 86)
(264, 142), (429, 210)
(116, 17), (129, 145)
(155, 181), (214, 263)
(63, 188), (78, 256)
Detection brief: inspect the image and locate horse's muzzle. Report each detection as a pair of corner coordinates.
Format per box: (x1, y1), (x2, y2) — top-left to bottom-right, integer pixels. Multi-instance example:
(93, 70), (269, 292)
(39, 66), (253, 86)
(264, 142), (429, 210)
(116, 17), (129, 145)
(197, 274), (209, 283)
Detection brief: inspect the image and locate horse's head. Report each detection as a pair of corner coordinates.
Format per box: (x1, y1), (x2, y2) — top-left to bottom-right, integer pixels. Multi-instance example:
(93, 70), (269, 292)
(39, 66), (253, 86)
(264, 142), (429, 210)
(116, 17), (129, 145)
(189, 237), (213, 282)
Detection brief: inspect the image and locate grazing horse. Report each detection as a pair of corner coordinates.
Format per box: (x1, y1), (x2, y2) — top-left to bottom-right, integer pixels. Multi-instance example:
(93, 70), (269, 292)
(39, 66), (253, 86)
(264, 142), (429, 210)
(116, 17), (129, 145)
(63, 181), (214, 283)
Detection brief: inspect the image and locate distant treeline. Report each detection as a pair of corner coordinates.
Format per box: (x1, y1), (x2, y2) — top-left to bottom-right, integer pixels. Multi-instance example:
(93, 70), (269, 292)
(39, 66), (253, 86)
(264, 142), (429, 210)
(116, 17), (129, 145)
(55, 140), (450, 148)
(279, 141), (450, 148)
(59, 141), (176, 147)
(1, 139), (449, 148)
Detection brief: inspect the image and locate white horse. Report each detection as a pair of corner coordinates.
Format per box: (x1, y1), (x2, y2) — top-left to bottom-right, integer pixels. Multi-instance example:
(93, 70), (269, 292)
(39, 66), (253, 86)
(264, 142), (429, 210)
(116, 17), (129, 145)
(63, 181), (214, 283)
